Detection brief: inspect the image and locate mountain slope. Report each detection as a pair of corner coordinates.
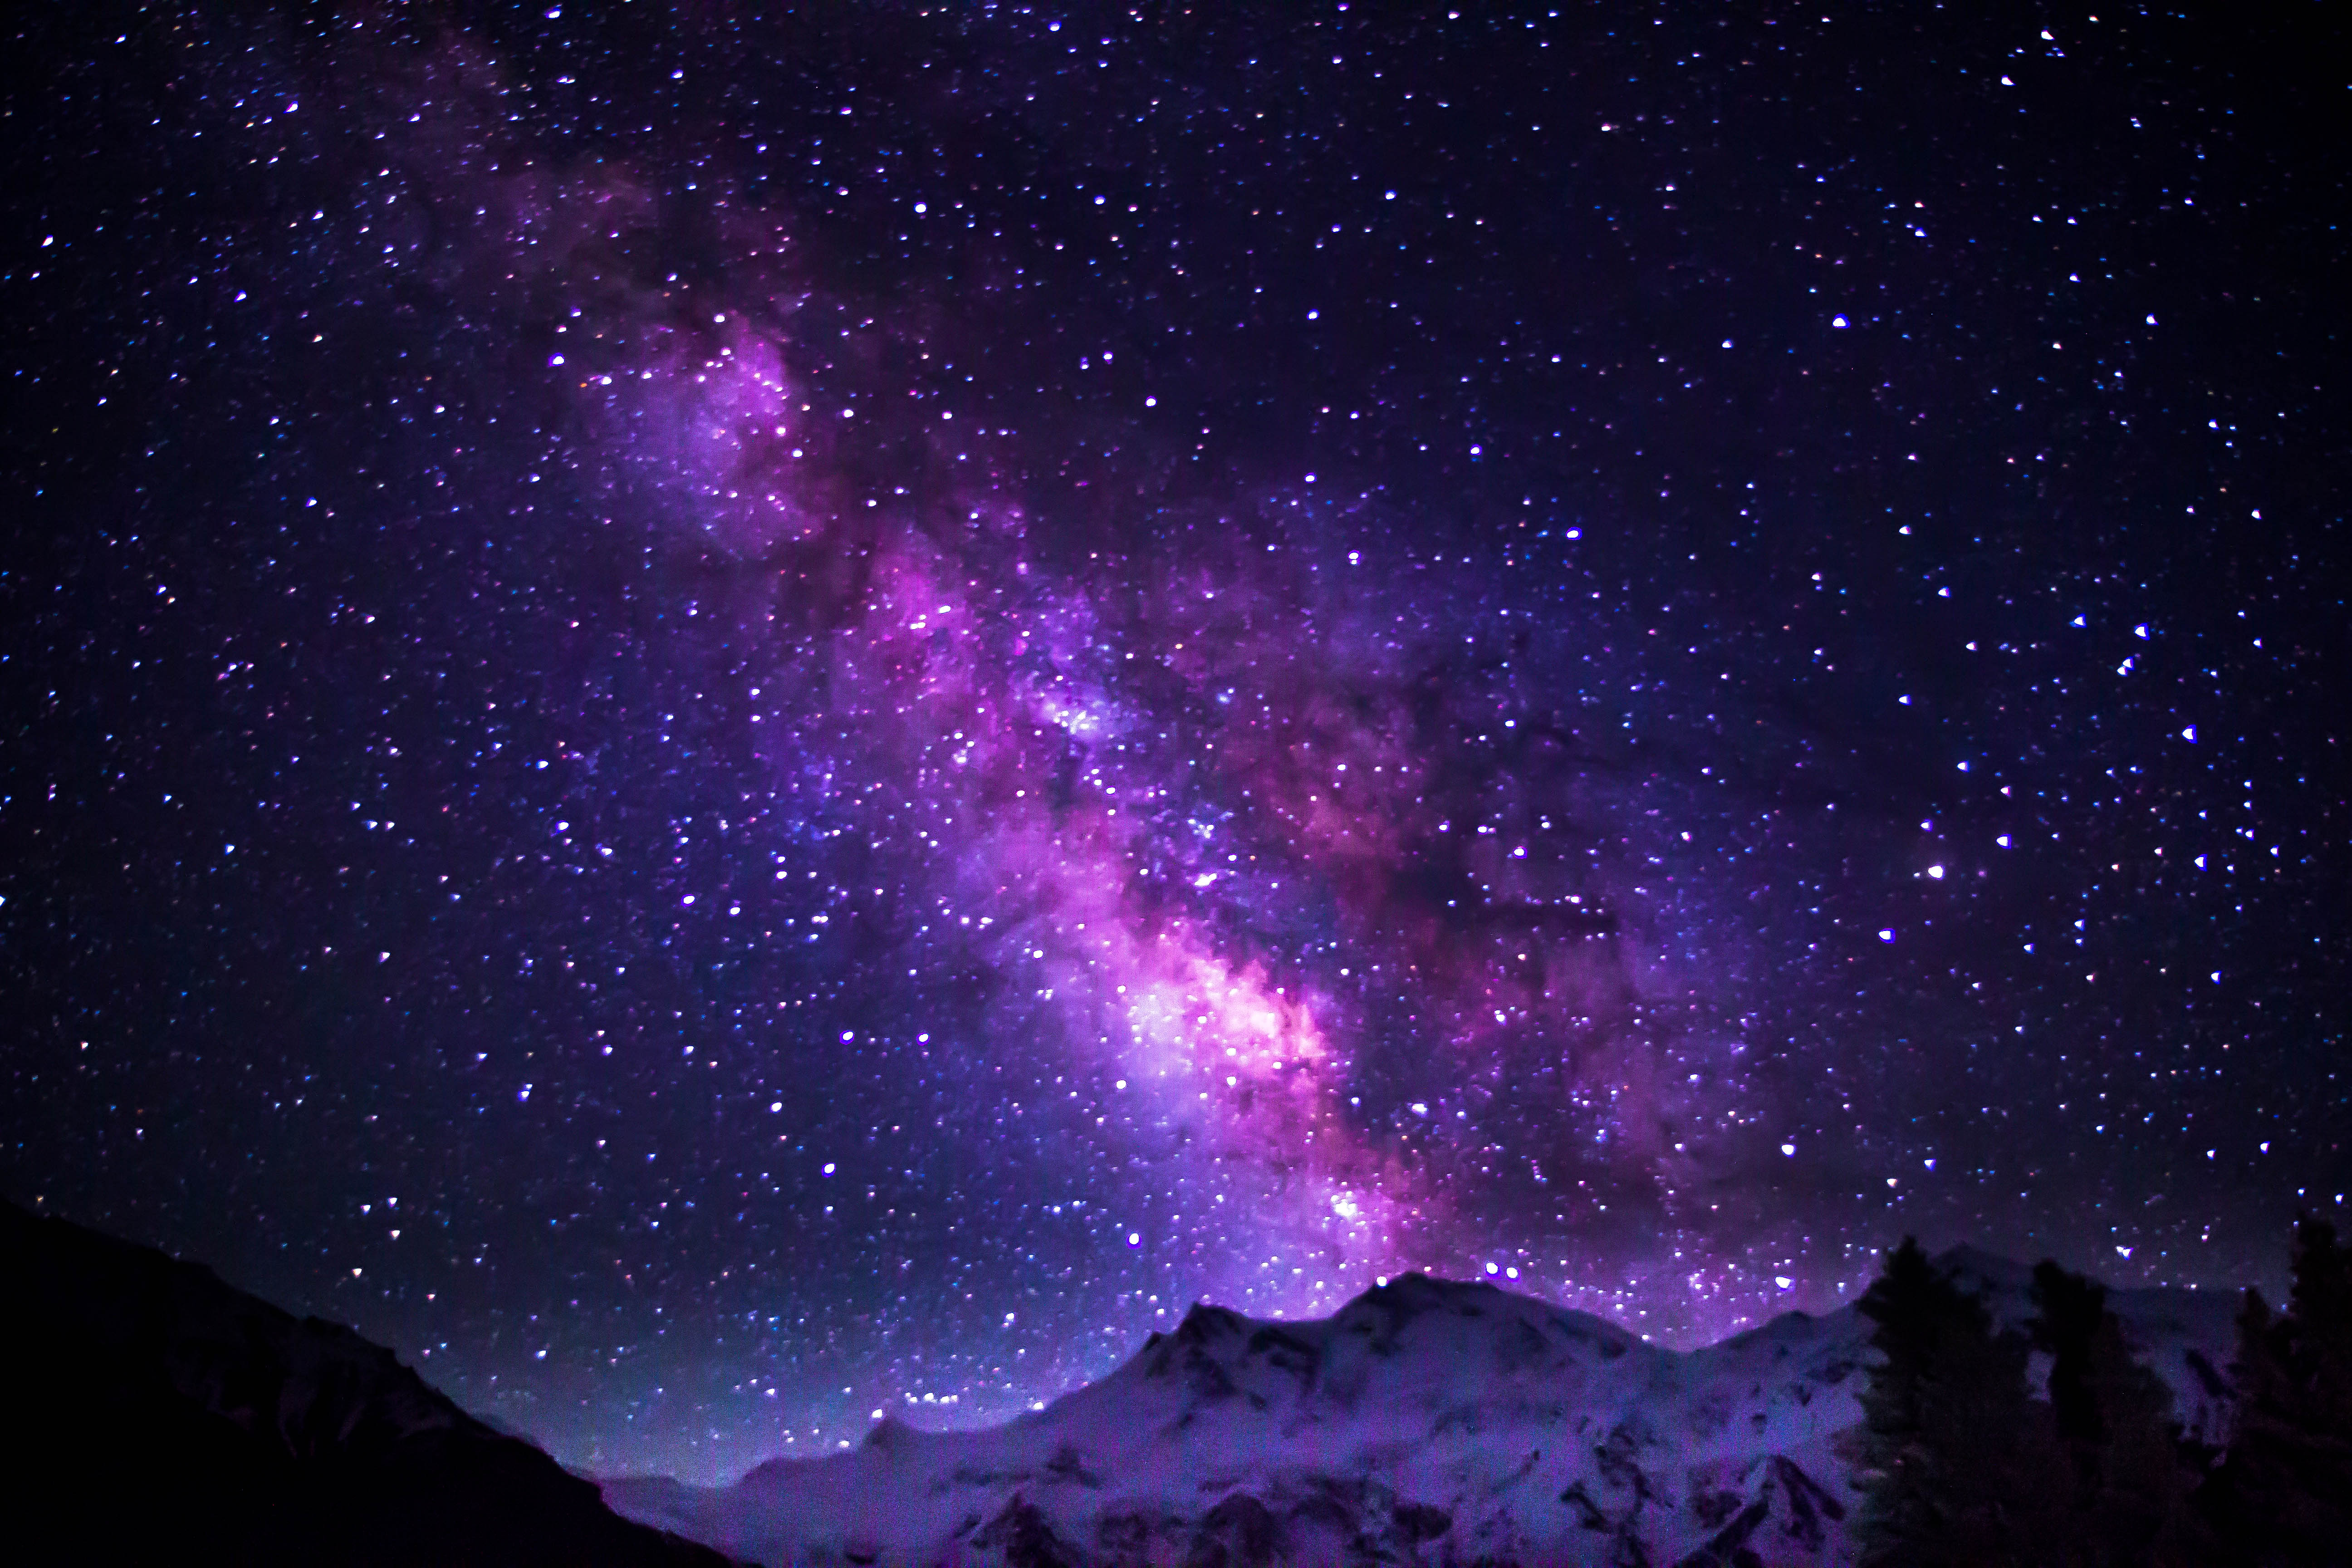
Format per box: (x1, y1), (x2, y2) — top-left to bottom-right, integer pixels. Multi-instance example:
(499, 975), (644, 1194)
(606, 1257), (2239, 1568)
(0, 1198), (735, 1568)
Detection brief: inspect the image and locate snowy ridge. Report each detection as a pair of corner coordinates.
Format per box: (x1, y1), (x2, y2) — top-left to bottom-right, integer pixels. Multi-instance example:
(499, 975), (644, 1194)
(603, 1253), (2239, 1568)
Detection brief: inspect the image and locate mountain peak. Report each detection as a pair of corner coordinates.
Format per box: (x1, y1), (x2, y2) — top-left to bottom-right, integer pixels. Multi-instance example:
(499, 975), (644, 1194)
(605, 1255), (2244, 1568)
(1170, 1299), (1252, 1343)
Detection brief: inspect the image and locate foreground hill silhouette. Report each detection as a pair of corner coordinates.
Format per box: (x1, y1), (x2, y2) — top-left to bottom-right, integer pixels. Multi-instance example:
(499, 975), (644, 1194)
(604, 1252), (2243, 1568)
(0, 1198), (733, 1568)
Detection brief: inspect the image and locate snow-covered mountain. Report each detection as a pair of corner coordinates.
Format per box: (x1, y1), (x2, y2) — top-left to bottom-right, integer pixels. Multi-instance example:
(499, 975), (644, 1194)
(603, 1252), (2241, 1568)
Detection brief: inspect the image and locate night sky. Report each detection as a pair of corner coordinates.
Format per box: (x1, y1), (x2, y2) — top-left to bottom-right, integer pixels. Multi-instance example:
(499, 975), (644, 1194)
(4, 2), (2347, 1485)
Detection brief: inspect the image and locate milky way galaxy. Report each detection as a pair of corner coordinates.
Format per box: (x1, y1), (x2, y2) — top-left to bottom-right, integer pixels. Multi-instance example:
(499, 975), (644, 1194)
(3, 4), (2346, 1483)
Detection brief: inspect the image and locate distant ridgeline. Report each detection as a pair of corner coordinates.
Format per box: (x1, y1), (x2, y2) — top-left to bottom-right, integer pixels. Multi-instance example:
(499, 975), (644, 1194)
(5, 1195), (2349, 1568)
(608, 1227), (2352, 1568)
(0, 1198), (733, 1568)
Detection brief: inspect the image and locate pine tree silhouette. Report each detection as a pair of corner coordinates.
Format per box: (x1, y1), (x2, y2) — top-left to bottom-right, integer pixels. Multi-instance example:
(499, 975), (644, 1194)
(2034, 1260), (2112, 1506)
(2199, 1217), (2352, 1566)
(2029, 1259), (2211, 1565)
(1851, 1238), (2058, 1568)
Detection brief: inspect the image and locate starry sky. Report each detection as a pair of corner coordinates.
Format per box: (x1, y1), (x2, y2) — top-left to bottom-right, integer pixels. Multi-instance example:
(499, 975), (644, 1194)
(3, 1), (2347, 1484)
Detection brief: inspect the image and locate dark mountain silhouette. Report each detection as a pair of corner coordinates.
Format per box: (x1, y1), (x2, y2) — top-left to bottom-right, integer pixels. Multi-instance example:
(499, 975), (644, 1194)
(0, 1198), (736, 1568)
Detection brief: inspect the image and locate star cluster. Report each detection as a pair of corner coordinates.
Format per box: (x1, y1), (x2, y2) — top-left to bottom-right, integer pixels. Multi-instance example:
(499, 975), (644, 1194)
(2, 3), (2345, 1483)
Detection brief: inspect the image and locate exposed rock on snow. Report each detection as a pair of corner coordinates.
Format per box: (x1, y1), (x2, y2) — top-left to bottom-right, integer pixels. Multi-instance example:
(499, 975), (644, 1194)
(604, 1256), (2238, 1568)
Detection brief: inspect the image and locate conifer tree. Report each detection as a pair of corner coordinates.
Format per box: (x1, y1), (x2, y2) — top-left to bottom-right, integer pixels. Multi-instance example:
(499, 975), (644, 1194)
(2285, 1215), (2352, 1455)
(2033, 1259), (2111, 1506)
(2200, 1217), (2352, 1566)
(1851, 1238), (2057, 1568)
(2029, 1259), (2210, 1565)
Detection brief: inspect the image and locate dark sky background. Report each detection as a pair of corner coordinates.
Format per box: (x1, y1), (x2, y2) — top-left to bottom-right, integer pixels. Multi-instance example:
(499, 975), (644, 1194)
(3, 1), (2346, 1485)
